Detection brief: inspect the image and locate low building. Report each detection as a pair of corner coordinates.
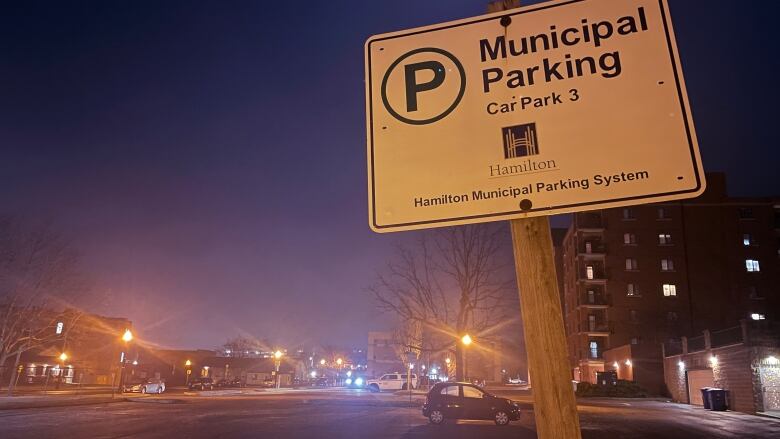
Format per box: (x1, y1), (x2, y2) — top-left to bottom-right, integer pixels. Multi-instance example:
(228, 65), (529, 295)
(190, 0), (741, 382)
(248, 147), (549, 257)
(367, 331), (404, 378)
(662, 320), (780, 415)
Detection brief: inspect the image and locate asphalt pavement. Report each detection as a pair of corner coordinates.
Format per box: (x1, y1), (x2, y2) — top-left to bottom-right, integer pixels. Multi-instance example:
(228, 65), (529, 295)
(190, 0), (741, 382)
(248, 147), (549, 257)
(0, 387), (778, 439)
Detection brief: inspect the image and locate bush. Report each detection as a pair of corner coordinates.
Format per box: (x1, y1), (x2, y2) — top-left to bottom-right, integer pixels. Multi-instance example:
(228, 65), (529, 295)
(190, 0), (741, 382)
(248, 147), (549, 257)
(575, 380), (648, 398)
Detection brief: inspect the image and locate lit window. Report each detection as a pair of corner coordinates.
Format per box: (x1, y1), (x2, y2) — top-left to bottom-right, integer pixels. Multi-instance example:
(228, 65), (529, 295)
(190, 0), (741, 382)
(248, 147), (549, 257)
(622, 208), (634, 220)
(750, 313), (766, 321)
(586, 265), (594, 279)
(658, 234), (672, 245)
(746, 259), (760, 272)
(630, 337), (639, 345)
(661, 259), (674, 271)
(623, 233), (636, 244)
(627, 283), (638, 296)
(589, 341), (599, 358)
(55, 322), (64, 335)
(625, 258), (638, 270)
(742, 234), (752, 246)
(662, 284), (677, 297)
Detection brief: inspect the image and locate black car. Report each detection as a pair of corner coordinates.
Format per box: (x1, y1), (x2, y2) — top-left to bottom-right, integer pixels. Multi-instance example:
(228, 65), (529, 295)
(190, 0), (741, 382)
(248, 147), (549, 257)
(215, 378), (243, 388)
(422, 382), (521, 426)
(188, 377), (214, 391)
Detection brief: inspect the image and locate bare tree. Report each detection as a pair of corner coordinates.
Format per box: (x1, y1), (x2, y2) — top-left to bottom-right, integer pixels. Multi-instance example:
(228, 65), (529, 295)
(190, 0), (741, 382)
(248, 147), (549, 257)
(0, 216), (91, 395)
(369, 224), (516, 381)
(221, 336), (269, 357)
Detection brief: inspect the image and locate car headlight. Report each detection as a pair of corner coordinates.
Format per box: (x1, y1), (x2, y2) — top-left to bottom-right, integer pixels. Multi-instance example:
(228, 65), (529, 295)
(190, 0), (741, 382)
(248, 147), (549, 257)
(355, 377), (364, 386)
(345, 378), (353, 385)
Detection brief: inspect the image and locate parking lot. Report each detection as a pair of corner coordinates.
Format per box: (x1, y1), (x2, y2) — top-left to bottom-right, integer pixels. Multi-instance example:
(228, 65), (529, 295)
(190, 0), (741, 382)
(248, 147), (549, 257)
(0, 387), (778, 438)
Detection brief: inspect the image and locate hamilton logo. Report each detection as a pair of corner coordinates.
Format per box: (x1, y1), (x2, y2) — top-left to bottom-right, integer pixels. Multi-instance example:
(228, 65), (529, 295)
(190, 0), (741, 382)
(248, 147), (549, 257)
(502, 123), (539, 158)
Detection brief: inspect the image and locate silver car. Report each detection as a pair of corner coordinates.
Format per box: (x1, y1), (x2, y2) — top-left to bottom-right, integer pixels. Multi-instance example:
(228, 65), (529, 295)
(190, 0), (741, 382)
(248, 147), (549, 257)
(125, 378), (166, 394)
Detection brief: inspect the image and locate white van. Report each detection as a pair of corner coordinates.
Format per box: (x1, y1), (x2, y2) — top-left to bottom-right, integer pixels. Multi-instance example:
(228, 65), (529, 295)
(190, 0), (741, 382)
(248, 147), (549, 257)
(366, 373), (418, 392)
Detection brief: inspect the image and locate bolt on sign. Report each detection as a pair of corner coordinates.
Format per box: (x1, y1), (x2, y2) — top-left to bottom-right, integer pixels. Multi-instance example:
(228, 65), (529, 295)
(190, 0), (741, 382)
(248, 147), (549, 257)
(365, 0), (705, 233)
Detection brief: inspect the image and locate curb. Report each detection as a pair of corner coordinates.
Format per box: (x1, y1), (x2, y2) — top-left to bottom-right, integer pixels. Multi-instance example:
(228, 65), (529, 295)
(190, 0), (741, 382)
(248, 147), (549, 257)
(125, 398), (183, 404)
(0, 397), (123, 411)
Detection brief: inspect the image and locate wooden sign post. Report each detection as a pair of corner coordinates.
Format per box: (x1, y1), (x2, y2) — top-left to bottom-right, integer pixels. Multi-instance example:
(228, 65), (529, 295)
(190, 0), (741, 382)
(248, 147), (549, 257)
(511, 216), (581, 439)
(493, 1), (580, 434)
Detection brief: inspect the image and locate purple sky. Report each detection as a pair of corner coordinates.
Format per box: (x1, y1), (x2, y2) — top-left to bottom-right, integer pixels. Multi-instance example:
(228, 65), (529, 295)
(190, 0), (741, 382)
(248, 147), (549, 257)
(1, 1), (779, 351)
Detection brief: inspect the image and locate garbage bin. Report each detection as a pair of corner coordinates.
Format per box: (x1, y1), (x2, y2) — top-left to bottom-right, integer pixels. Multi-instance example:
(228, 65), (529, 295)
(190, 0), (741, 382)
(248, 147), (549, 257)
(699, 387), (712, 409)
(708, 388), (728, 411)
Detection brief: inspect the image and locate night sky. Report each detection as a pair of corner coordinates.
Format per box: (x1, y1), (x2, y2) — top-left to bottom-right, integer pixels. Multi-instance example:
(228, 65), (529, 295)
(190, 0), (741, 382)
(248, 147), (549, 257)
(2, 1), (779, 350)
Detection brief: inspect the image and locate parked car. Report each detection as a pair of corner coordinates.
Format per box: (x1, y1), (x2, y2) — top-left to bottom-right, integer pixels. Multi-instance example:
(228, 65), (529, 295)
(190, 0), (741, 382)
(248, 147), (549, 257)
(314, 376), (330, 387)
(188, 377), (214, 391)
(507, 377), (527, 385)
(216, 378), (244, 388)
(366, 373), (418, 392)
(422, 382), (521, 426)
(124, 378), (165, 394)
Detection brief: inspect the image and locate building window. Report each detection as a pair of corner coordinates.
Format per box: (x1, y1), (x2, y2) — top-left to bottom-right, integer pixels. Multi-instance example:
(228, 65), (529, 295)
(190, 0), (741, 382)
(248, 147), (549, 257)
(657, 207), (667, 219)
(750, 313), (766, 321)
(738, 207), (754, 219)
(587, 290), (595, 304)
(586, 265), (594, 279)
(662, 284), (677, 297)
(630, 337), (639, 345)
(588, 315), (596, 331)
(667, 312), (678, 322)
(745, 259), (760, 272)
(625, 258), (638, 271)
(742, 234), (753, 246)
(622, 208), (635, 220)
(658, 234), (672, 245)
(661, 259), (674, 271)
(629, 310), (638, 322)
(589, 341), (599, 359)
(585, 241), (592, 253)
(623, 233), (636, 245)
(627, 283), (639, 297)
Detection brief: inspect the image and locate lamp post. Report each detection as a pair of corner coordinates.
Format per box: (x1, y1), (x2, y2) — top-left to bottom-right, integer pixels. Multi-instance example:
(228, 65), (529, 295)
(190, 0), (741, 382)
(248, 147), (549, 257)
(274, 350), (283, 389)
(185, 360), (192, 386)
(119, 329), (133, 393)
(461, 334), (472, 382)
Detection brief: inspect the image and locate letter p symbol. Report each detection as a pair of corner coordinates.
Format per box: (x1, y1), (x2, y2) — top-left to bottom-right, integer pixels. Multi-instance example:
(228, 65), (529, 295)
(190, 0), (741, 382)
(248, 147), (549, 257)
(404, 61), (445, 112)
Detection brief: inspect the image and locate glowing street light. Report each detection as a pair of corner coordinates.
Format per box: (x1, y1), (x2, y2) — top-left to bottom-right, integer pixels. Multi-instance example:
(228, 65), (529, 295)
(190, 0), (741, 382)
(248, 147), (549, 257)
(59, 352), (68, 362)
(274, 350), (283, 389)
(320, 359), (326, 366)
(461, 334), (473, 346)
(445, 358), (451, 365)
(336, 358), (343, 366)
(122, 329), (133, 343)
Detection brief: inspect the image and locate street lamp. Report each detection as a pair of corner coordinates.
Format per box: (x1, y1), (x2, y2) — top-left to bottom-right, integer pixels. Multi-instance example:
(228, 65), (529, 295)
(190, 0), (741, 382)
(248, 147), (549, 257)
(461, 334), (472, 382)
(274, 350), (283, 389)
(59, 352), (68, 362)
(119, 329), (133, 393)
(319, 358), (326, 366)
(185, 360), (192, 386)
(336, 358), (343, 366)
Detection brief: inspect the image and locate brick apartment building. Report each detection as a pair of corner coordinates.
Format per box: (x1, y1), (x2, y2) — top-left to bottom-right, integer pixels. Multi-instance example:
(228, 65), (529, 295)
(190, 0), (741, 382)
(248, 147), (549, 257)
(559, 173), (779, 394)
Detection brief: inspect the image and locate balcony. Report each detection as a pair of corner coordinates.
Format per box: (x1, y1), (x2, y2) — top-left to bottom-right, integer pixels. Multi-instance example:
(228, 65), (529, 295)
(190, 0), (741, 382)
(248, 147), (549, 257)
(577, 291), (611, 308)
(578, 241), (607, 259)
(576, 213), (605, 231)
(577, 269), (607, 284)
(578, 321), (613, 336)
